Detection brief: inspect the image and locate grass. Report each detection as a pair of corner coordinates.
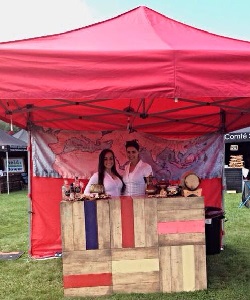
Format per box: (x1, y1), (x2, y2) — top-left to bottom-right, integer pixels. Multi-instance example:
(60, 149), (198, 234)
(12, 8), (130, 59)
(0, 190), (250, 300)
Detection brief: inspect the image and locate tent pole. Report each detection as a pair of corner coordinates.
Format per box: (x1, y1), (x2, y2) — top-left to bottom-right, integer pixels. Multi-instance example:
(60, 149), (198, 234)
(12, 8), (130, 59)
(220, 109), (226, 250)
(27, 129), (32, 257)
(6, 151), (9, 194)
(221, 141), (226, 250)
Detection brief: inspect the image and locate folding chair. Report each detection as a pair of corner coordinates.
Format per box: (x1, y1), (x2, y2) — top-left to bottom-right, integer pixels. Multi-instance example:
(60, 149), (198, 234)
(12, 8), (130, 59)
(239, 180), (250, 208)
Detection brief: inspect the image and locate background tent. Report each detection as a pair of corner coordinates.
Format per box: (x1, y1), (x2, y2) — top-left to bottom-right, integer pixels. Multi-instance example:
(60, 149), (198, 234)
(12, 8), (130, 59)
(224, 127), (250, 192)
(0, 129), (27, 193)
(225, 126), (250, 168)
(0, 6), (249, 257)
(13, 129), (28, 144)
(0, 129), (27, 150)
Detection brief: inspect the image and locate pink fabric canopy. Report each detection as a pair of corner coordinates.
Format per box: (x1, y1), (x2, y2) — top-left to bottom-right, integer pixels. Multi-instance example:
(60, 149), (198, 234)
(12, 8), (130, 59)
(1, 6), (250, 138)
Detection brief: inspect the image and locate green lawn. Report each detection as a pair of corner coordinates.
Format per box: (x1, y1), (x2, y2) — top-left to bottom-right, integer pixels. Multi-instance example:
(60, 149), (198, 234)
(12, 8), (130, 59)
(0, 191), (249, 300)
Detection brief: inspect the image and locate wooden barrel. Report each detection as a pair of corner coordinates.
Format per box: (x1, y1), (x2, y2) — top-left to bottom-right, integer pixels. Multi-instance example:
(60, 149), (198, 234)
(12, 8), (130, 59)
(184, 173), (200, 191)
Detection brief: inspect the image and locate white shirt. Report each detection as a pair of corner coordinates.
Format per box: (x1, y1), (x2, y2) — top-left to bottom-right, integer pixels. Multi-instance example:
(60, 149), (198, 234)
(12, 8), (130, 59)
(123, 160), (153, 196)
(84, 171), (123, 197)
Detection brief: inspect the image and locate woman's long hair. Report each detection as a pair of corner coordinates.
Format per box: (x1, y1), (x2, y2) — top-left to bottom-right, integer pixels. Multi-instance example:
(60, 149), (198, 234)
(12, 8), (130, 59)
(98, 149), (126, 194)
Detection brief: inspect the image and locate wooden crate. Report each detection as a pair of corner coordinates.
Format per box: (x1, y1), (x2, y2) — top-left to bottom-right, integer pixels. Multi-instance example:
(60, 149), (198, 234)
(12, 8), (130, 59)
(60, 196), (207, 297)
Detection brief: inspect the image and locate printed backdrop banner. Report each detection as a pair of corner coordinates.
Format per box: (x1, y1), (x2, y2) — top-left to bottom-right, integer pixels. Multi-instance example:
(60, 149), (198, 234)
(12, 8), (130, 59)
(31, 127), (224, 180)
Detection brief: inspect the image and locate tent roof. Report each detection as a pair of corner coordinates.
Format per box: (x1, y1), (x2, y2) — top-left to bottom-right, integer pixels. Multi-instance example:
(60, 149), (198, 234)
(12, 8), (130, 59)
(1, 6), (250, 138)
(1, 6), (249, 51)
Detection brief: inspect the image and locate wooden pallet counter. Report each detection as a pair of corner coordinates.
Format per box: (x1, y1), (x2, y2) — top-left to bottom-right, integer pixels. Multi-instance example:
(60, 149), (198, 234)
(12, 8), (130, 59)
(60, 196), (207, 297)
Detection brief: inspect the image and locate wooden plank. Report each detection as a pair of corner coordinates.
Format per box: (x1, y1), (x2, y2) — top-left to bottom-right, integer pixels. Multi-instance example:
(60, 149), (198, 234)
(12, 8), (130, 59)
(171, 246), (183, 292)
(145, 197), (158, 247)
(97, 200), (111, 249)
(113, 282), (160, 294)
(112, 271), (159, 285)
(63, 249), (111, 264)
(194, 244), (207, 290)
(63, 260), (112, 275)
(158, 208), (204, 222)
(133, 197), (146, 247)
(157, 197), (204, 210)
(182, 245), (195, 291)
(72, 201), (86, 250)
(159, 233), (205, 246)
(159, 246), (171, 293)
(60, 201), (74, 251)
(109, 198), (122, 248)
(112, 247), (158, 260)
(64, 286), (112, 297)
(63, 249), (112, 275)
(112, 258), (159, 274)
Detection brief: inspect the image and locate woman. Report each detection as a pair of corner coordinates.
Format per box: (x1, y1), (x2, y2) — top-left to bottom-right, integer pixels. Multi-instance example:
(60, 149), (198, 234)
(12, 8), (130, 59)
(123, 139), (153, 196)
(84, 149), (125, 197)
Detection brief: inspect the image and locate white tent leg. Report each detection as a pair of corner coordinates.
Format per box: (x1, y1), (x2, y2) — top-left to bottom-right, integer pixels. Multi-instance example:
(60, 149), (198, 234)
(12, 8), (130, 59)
(27, 129), (32, 256)
(6, 151), (9, 194)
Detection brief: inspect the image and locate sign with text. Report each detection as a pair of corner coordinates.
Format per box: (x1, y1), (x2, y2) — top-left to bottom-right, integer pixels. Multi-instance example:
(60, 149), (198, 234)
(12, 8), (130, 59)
(4, 158), (25, 172)
(225, 132), (250, 143)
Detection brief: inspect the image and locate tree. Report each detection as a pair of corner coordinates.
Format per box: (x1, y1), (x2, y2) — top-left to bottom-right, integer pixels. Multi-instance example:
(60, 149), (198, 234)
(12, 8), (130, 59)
(0, 120), (20, 133)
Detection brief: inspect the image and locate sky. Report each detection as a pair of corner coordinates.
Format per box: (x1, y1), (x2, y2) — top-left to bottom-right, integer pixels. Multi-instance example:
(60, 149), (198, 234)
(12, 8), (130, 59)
(0, 0), (249, 42)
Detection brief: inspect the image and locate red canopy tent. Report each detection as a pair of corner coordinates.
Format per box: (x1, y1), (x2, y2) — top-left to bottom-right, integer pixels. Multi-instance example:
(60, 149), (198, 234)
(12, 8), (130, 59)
(0, 6), (250, 257)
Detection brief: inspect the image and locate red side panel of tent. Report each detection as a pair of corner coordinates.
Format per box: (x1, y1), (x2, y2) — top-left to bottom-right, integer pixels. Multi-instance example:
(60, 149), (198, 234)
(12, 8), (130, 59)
(30, 178), (62, 257)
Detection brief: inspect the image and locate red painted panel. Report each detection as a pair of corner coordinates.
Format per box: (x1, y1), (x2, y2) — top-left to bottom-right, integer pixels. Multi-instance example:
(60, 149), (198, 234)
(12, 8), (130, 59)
(158, 220), (204, 234)
(63, 273), (112, 288)
(120, 196), (135, 248)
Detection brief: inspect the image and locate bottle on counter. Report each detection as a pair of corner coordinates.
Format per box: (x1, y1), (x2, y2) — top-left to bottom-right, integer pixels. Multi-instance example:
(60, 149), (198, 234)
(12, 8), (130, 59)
(74, 176), (83, 200)
(62, 179), (70, 201)
(70, 182), (75, 201)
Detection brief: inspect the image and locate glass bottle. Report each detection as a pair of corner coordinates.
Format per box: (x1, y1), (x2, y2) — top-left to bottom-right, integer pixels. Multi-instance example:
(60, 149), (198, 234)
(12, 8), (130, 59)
(70, 182), (75, 201)
(62, 179), (70, 201)
(74, 176), (82, 200)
